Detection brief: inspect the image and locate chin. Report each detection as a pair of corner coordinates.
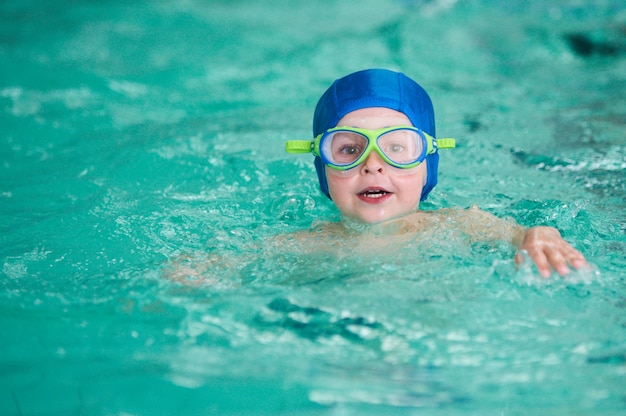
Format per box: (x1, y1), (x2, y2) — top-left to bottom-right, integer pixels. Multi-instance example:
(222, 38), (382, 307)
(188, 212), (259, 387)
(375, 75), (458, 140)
(357, 207), (420, 224)
(354, 211), (397, 224)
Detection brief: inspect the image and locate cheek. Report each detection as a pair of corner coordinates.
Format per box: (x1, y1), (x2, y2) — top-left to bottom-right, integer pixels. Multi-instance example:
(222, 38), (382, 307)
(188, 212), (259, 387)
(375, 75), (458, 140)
(414, 163), (428, 186)
(393, 164), (427, 186)
(325, 168), (355, 193)
(325, 163), (427, 196)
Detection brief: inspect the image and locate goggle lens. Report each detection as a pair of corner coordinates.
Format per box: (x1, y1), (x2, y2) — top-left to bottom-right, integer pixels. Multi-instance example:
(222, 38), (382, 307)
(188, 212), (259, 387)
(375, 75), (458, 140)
(320, 128), (425, 168)
(378, 129), (424, 164)
(323, 131), (368, 166)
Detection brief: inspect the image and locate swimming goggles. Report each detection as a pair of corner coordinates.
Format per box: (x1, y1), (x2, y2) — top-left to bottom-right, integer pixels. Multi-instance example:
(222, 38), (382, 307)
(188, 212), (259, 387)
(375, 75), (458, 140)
(285, 126), (456, 170)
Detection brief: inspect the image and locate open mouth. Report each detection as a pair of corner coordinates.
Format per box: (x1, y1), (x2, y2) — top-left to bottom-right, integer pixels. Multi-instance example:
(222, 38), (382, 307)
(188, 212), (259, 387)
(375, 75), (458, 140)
(358, 188), (391, 199)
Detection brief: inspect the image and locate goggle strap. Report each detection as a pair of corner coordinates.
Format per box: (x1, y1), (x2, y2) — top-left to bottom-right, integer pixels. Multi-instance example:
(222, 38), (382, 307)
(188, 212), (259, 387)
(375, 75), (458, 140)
(285, 140), (314, 154)
(436, 138), (456, 149)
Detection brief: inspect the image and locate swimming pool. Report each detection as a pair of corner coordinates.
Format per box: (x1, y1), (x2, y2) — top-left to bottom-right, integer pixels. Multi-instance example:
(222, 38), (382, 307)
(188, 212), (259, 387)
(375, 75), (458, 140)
(1, 0), (625, 414)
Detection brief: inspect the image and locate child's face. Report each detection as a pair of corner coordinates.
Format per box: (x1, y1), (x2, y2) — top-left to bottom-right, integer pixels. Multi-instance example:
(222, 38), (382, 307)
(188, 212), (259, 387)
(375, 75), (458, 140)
(325, 107), (426, 223)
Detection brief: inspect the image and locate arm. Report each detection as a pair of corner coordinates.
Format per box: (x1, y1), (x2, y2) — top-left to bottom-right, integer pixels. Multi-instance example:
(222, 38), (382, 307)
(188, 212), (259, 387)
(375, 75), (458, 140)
(515, 226), (588, 278)
(164, 250), (250, 286)
(451, 206), (588, 277)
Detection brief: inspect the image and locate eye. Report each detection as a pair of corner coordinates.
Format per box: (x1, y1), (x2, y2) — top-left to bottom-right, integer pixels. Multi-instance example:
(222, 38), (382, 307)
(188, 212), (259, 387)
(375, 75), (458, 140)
(386, 143), (406, 153)
(326, 131), (368, 164)
(339, 144), (362, 155)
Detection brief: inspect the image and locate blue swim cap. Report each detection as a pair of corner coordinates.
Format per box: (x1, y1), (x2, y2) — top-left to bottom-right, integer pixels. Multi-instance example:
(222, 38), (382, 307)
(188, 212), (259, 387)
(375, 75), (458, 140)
(312, 68), (439, 201)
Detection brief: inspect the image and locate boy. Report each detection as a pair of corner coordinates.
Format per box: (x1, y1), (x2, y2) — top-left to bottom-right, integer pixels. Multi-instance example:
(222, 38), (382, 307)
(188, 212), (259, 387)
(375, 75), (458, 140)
(286, 68), (587, 278)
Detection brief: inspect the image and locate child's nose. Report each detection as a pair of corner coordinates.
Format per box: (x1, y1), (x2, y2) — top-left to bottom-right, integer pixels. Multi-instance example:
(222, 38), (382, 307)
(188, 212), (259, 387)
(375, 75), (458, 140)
(360, 151), (386, 174)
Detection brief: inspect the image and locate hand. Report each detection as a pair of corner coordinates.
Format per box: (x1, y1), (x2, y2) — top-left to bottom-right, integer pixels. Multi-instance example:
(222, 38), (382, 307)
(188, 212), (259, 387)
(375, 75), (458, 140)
(515, 226), (588, 278)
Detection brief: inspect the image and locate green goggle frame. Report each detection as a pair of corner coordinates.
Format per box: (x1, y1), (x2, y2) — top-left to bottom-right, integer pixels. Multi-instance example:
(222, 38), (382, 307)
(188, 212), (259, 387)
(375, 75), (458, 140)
(286, 126), (456, 170)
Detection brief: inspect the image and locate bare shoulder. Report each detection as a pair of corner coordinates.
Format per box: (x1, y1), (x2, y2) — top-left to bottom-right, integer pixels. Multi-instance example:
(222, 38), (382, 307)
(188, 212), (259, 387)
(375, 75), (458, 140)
(267, 221), (349, 251)
(392, 208), (469, 231)
(396, 206), (524, 243)
(451, 205), (525, 244)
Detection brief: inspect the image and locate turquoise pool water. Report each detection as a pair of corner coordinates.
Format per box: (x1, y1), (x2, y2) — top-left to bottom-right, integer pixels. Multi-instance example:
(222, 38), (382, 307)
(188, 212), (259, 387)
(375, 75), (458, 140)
(1, 0), (625, 414)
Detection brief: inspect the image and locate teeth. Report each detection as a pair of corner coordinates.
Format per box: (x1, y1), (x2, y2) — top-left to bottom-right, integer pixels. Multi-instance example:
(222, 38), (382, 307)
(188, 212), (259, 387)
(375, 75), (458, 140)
(362, 190), (388, 198)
